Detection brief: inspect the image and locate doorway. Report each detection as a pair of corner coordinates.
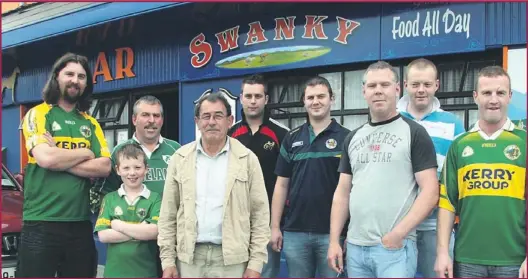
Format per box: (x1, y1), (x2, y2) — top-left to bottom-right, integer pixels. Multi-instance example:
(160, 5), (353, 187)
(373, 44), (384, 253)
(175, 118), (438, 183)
(132, 87), (180, 143)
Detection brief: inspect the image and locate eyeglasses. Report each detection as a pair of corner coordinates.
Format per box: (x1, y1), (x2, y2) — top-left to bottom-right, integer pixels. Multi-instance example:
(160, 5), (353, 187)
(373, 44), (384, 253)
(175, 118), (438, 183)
(199, 114), (226, 121)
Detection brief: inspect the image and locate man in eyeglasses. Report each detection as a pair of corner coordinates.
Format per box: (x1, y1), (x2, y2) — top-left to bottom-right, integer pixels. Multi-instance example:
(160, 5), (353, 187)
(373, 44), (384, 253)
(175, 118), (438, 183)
(158, 92), (270, 278)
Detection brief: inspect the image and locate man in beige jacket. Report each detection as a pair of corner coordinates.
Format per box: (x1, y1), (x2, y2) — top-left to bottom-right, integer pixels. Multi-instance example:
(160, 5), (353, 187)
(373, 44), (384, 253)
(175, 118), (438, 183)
(158, 92), (270, 278)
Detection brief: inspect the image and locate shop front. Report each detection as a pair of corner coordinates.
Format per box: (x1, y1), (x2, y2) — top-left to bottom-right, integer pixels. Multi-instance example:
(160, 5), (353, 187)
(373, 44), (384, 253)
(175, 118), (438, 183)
(1, 2), (525, 275)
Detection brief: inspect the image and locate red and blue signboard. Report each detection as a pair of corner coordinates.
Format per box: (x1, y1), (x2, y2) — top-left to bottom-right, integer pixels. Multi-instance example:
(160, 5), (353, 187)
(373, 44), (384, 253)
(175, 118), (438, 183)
(180, 3), (382, 81)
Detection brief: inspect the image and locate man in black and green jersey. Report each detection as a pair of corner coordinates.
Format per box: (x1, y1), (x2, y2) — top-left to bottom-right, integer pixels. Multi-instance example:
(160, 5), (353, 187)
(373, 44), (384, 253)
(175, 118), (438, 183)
(270, 76), (350, 278)
(18, 53), (112, 278)
(97, 95), (181, 197)
(435, 66), (527, 278)
(95, 143), (161, 278)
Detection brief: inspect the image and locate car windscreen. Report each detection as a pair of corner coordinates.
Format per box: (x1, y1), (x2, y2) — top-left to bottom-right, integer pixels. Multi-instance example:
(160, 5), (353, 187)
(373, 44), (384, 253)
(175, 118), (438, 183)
(2, 169), (18, 190)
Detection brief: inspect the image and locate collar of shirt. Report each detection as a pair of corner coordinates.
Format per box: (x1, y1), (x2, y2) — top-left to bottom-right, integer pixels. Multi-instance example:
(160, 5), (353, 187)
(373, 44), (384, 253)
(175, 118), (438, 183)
(240, 106), (271, 126)
(470, 118), (515, 140)
(396, 94), (442, 120)
(132, 133), (164, 156)
(118, 184), (151, 199)
(197, 137), (230, 158)
(305, 118), (341, 133)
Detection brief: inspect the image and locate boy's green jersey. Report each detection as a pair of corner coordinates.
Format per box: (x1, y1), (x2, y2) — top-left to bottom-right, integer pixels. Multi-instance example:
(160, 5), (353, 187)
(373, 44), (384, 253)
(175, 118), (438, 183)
(21, 102), (110, 221)
(99, 136), (180, 195)
(439, 120), (526, 266)
(94, 185), (161, 278)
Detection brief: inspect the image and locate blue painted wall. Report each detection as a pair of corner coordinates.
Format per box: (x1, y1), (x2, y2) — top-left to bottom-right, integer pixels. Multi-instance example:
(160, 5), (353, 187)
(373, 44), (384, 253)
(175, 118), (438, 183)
(2, 106), (21, 173)
(3, 2), (525, 106)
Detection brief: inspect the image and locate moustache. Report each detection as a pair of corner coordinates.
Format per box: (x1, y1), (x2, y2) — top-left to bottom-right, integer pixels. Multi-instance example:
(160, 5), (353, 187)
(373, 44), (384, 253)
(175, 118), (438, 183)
(66, 83), (80, 91)
(144, 125), (158, 129)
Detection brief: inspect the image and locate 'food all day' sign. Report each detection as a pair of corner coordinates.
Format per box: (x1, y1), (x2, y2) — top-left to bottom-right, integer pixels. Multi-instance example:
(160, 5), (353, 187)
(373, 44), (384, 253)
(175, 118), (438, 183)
(381, 3), (485, 59)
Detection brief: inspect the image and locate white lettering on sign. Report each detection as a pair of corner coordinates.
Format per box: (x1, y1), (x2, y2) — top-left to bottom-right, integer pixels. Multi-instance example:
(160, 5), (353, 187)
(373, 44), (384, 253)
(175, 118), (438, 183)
(392, 8), (471, 40)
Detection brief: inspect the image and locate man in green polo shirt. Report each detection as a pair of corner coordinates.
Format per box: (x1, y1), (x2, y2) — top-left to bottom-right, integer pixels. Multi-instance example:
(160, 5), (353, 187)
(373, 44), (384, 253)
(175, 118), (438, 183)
(92, 95), (180, 276)
(96, 95), (181, 196)
(95, 143), (161, 278)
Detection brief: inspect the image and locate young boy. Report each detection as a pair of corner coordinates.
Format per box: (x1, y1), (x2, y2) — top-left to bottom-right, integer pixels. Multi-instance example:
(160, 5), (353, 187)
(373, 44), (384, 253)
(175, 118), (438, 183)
(94, 143), (162, 278)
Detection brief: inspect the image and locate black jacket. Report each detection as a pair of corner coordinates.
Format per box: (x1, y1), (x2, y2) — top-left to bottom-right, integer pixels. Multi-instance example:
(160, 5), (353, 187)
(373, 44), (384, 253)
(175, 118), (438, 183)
(228, 108), (289, 206)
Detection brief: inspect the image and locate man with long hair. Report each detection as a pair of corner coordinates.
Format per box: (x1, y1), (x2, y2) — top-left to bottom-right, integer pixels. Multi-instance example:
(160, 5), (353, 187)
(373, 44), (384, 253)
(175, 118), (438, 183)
(18, 53), (112, 278)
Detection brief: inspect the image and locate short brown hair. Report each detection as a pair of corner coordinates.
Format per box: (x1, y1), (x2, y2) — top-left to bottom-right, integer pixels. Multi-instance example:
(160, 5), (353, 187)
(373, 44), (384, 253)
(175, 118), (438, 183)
(363, 61), (399, 84)
(115, 143), (147, 167)
(406, 58), (438, 80)
(241, 74), (268, 95)
(475, 66), (511, 91)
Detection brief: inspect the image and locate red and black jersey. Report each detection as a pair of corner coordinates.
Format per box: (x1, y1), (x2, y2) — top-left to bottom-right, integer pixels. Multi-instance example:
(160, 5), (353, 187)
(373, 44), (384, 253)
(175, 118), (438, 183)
(228, 108), (289, 206)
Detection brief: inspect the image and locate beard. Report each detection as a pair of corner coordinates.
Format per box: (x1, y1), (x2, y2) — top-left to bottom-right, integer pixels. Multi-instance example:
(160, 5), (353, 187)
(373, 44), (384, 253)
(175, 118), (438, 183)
(61, 84), (82, 104)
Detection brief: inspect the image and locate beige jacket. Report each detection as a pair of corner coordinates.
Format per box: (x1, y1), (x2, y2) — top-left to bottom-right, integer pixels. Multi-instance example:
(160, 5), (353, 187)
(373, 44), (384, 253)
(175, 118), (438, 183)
(158, 137), (270, 273)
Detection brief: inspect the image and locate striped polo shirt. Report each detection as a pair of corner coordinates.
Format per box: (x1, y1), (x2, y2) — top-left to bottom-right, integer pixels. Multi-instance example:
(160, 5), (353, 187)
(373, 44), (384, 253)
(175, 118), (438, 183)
(397, 95), (465, 231)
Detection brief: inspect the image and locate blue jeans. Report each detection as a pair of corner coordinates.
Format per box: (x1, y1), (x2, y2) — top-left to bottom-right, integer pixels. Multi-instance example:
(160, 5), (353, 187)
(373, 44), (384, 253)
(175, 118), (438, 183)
(416, 230), (455, 278)
(282, 231), (344, 278)
(346, 239), (417, 278)
(454, 262), (521, 278)
(261, 243), (281, 278)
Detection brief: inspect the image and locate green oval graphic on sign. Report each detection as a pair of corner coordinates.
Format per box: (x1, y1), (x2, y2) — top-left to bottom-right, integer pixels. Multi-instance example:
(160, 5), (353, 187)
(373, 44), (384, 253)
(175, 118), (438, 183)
(215, 46), (331, 69)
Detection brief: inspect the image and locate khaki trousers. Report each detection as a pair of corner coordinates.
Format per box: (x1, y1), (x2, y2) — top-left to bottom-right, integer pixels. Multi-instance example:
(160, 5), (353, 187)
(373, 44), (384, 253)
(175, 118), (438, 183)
(177, 243), (247, 278)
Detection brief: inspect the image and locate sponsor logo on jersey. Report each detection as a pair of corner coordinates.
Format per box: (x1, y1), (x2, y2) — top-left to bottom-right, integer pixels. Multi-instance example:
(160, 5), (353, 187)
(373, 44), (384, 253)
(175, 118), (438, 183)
(462, 146), (474, 157)
(292, 141), (304, 148)
(263, 141), (275, 150)
(65, 120), (76, 125)
(481, 143), (496, 148)
(55, 140), (89, 149)
(326, 138), (337, 149)
(80, 125), (92, 138)
(504, 145), (521, 160)
(463, 168), (513, 190)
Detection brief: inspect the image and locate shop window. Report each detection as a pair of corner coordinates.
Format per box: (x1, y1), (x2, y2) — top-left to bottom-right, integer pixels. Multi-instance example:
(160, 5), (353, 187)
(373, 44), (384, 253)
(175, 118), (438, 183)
(267, 53), (497, 131)
(319, 72), (342, 111)
(343, 114), (369, 131)
(90, 97), (130, 151)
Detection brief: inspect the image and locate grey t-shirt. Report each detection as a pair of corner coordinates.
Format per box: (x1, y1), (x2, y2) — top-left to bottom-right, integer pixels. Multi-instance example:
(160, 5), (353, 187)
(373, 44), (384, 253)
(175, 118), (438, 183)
(338, 114), (437, 246)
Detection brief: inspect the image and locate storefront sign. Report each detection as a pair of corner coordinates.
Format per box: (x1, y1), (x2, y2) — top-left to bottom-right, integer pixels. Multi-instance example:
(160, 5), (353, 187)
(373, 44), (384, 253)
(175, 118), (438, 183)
(182, 4), (381, 81)
(93, 47), (136, 84)
(381, 3), (485, 59)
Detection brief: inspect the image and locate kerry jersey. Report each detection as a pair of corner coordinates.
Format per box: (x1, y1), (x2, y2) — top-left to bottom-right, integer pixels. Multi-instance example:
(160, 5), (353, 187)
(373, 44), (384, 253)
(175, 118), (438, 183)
(94, 185), (161, 278)
(439, 119), (526, 265)
(21, 102), (110, 221)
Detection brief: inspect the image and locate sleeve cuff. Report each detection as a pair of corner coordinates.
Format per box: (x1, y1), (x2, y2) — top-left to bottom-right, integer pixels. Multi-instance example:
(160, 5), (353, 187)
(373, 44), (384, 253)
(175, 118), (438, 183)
(247, 260), (264, 274)
(161, 258), (177, 271)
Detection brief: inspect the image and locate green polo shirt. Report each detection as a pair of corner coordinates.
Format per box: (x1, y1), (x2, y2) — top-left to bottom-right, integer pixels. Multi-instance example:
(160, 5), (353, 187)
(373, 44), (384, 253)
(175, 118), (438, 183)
(94, 185), (161, 278)
(99, 135), (181, 195)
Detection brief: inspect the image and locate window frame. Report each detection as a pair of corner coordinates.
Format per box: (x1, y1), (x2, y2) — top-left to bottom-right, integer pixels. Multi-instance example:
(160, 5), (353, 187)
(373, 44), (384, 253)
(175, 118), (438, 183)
(266, 49), (501, 131)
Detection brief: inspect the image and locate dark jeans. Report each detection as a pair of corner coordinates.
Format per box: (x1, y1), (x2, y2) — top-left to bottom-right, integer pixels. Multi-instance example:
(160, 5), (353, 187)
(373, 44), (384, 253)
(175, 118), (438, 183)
(16, 220), (97, 278)
(454, 261), (521, 278)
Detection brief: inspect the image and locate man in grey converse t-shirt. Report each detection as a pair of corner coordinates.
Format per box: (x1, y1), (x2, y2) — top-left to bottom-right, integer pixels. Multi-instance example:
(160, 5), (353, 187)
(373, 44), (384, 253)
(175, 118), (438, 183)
(327, 61), (439, 278)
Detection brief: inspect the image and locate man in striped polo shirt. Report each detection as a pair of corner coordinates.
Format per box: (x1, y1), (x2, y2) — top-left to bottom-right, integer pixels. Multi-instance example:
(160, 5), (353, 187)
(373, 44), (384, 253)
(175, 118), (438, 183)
(397, 58), (465, 278)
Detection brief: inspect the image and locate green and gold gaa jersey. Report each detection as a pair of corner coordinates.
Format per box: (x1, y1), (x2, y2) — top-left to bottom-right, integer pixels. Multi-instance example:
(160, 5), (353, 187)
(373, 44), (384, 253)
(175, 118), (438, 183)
(21, 102), (110, 221)
(94, 185), (161, 278)
(439, 120), (526, 266)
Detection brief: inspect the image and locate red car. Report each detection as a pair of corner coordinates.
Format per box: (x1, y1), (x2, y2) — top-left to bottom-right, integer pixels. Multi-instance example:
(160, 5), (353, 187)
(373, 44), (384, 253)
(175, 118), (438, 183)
(2, 164), (23, 278)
